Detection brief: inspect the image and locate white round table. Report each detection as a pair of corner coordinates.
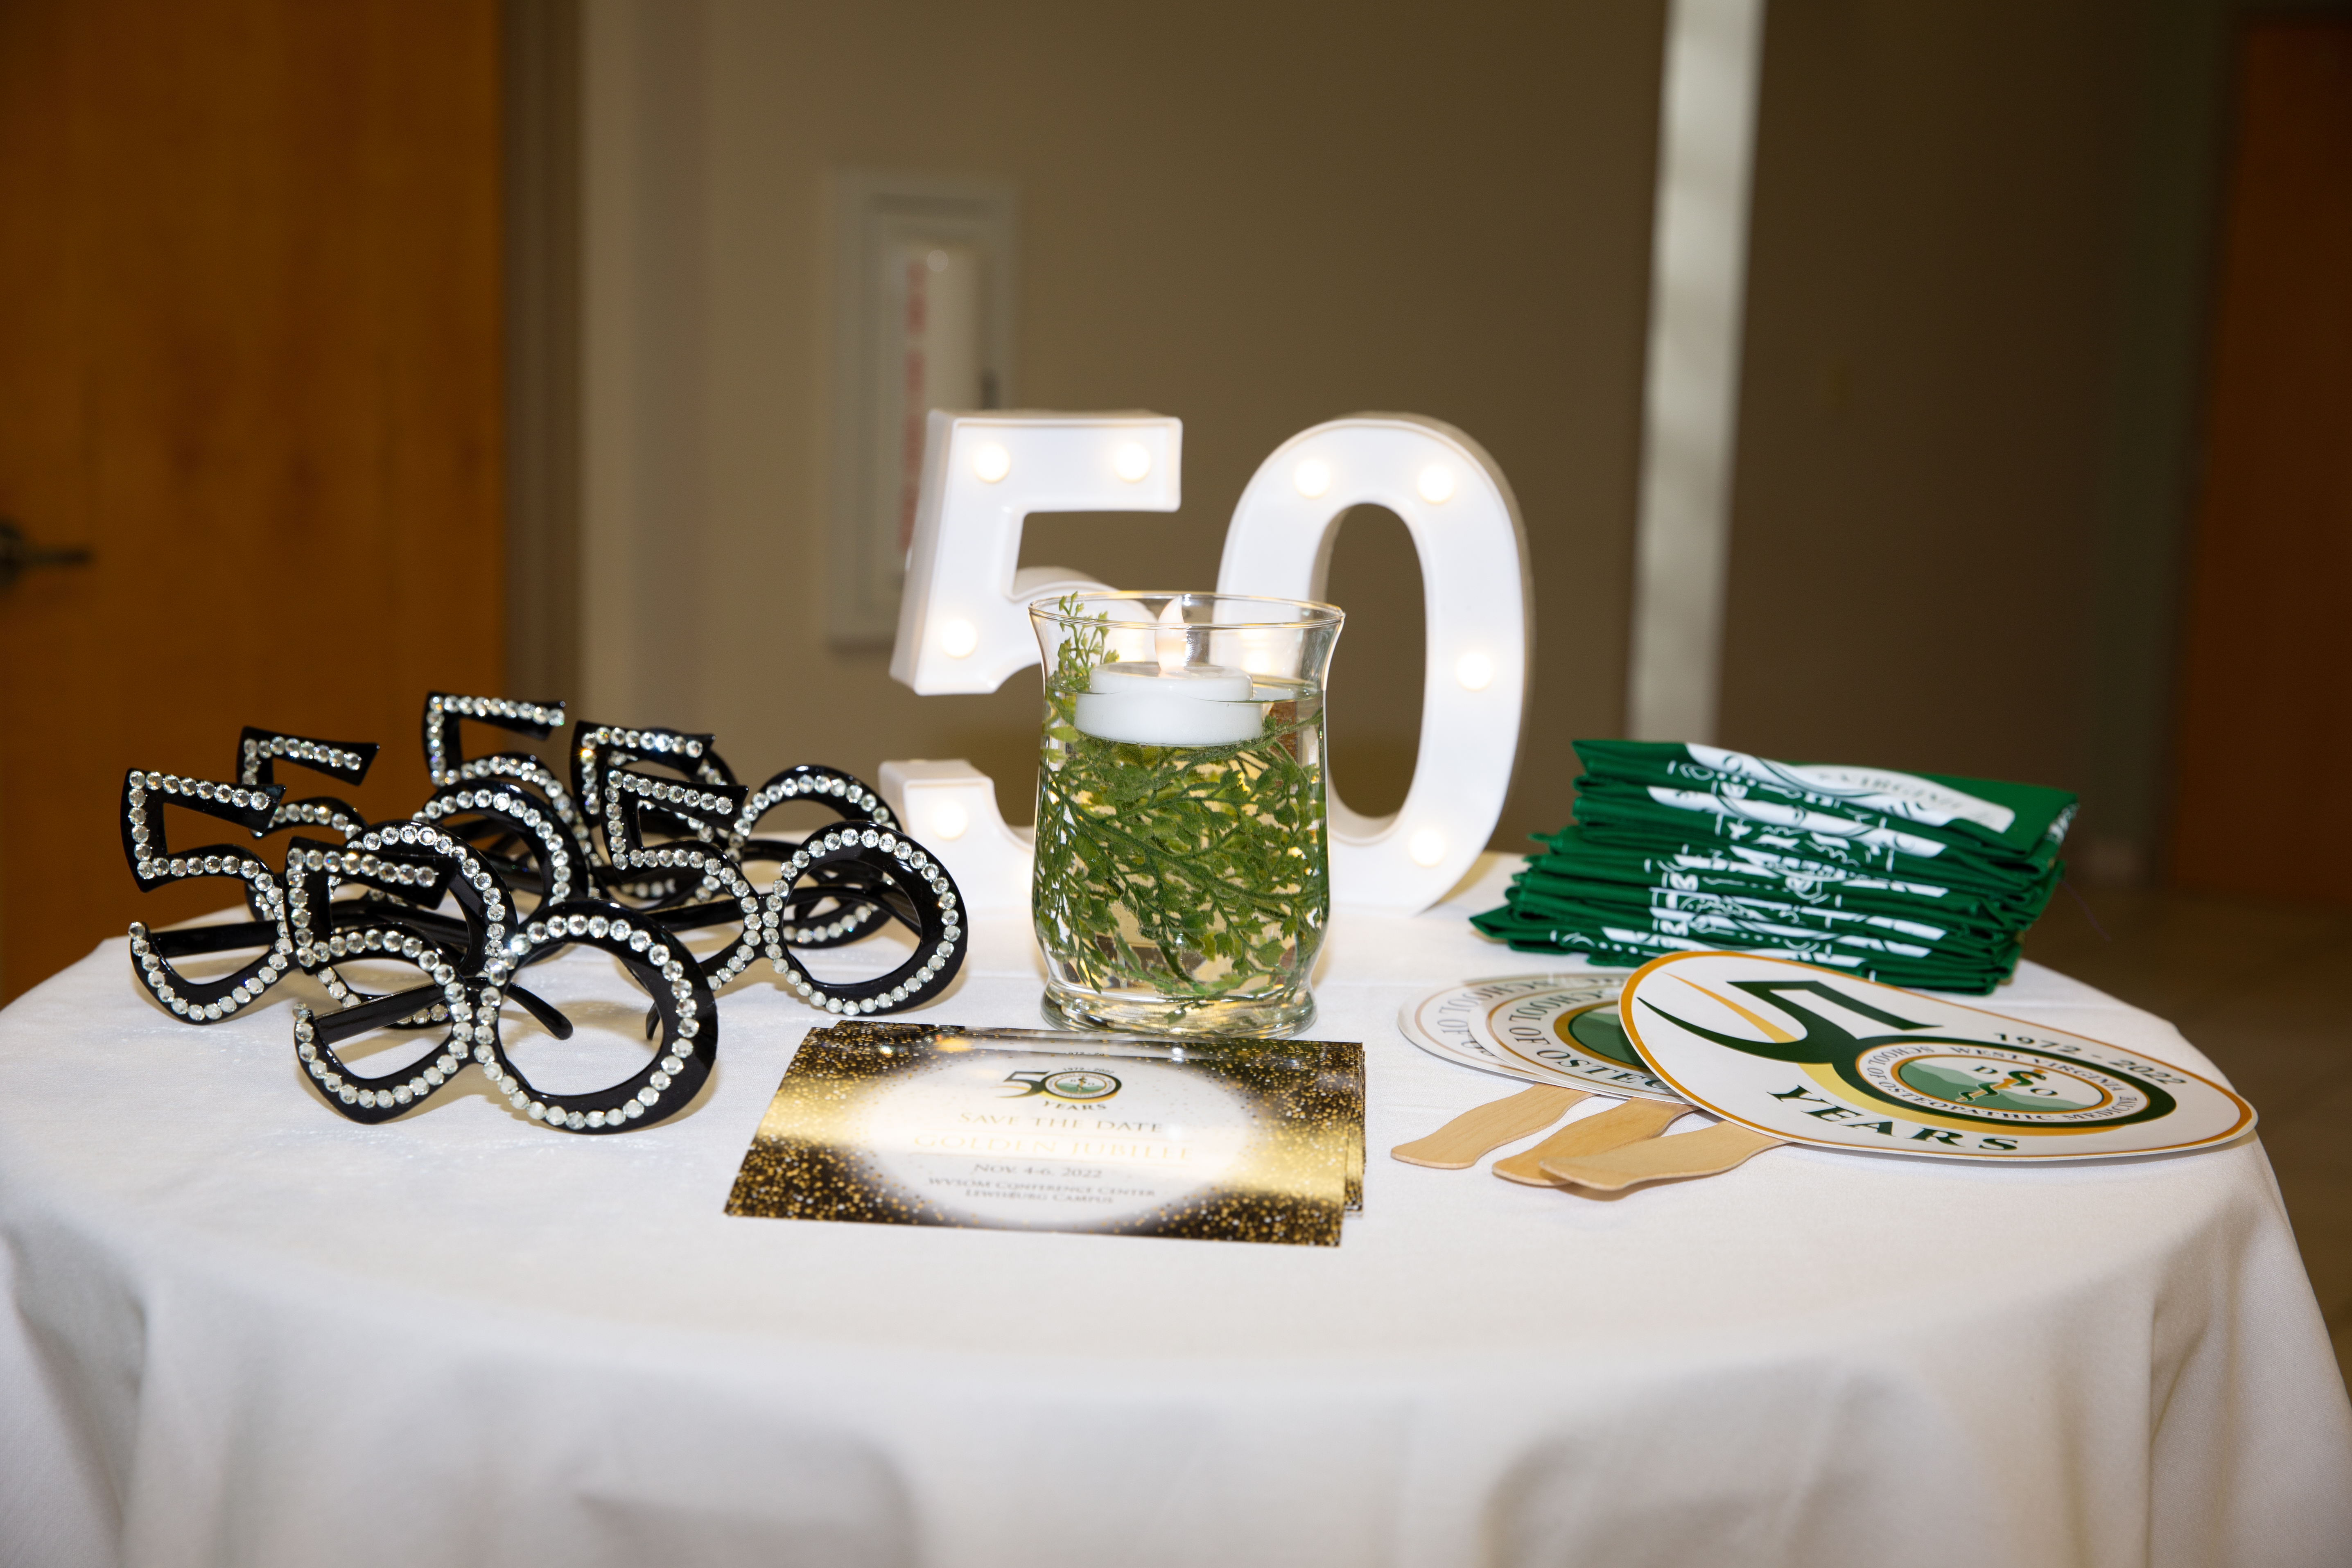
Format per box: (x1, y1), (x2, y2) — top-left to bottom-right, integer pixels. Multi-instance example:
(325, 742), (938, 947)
(3, 858), (2347, 1568)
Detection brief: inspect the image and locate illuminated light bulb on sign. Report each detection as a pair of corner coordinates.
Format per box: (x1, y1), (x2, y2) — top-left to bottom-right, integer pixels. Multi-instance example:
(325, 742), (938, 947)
(937, 619), (978, 658)
(1113, 443), (1152, 482)
(1455, 651), (1494, 691)
(972, 443), (1011, 483)
(931, 800), (970, 840)
(1417, 465), (1456, 504)
(1294, 459), (1331, 498)
(1409, 829), (1447, 867)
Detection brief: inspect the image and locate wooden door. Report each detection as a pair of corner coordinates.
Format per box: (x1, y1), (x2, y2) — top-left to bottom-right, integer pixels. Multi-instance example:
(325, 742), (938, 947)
(2167, 19), (2352, 901)
(0, 0), (505, 998)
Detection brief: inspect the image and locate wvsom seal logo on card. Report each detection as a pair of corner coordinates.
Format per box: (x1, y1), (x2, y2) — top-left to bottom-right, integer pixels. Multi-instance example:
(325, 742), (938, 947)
(1618, 953), (2254, 1161)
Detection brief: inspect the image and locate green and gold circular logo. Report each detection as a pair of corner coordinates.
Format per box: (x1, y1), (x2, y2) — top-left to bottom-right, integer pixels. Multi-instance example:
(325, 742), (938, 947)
(1868, 1046), (2134, 1119)
(1483, 985), (1681, 1103)
(1042, 1070), (1120, 1102)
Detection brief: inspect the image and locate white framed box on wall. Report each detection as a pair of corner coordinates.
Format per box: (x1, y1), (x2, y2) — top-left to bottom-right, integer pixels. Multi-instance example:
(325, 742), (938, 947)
(827, 171), (1019, 645)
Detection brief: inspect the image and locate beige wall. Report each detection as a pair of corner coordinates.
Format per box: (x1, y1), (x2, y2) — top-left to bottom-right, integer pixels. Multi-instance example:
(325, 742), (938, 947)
(581, 0), (2167, 851)
(583, 0), (1665, 845)
(1722, 0), (2137, 801)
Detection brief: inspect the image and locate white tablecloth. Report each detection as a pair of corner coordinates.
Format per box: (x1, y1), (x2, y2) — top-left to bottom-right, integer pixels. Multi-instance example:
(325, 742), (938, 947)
(3, 857), (2347, 1568)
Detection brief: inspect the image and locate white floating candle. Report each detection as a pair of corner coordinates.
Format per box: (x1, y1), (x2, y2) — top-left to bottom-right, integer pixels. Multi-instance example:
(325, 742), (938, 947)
(1075, 661), (1261, 746)
(1073, 602), (1261, 746)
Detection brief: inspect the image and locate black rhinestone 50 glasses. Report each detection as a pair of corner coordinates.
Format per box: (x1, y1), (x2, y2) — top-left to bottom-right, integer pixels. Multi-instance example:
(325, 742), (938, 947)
(120, 693), (969, 1134)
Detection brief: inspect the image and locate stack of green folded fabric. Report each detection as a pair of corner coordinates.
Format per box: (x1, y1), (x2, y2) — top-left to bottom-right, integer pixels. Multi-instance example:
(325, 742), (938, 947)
(1473, 740), (2079, 994)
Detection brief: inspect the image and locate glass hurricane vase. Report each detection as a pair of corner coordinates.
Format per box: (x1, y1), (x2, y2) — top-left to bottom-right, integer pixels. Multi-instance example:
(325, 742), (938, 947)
(1028, 591), (1343, 1036)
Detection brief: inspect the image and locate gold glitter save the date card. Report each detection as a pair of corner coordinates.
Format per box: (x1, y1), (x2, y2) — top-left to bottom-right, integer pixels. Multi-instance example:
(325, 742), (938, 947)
(725, 1022), (1364, 1245)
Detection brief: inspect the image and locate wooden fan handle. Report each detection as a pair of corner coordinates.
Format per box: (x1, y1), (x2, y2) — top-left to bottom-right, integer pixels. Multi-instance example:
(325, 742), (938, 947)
(1492, 1097), (1688, 1186)
(1391, 1085), (1586, 1169)
(1538, 1122), (1784, 1191)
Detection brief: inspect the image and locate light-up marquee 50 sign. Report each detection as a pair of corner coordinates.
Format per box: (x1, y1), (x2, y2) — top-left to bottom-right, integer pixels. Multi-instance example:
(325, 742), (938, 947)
(882, 409), (1530, 915)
